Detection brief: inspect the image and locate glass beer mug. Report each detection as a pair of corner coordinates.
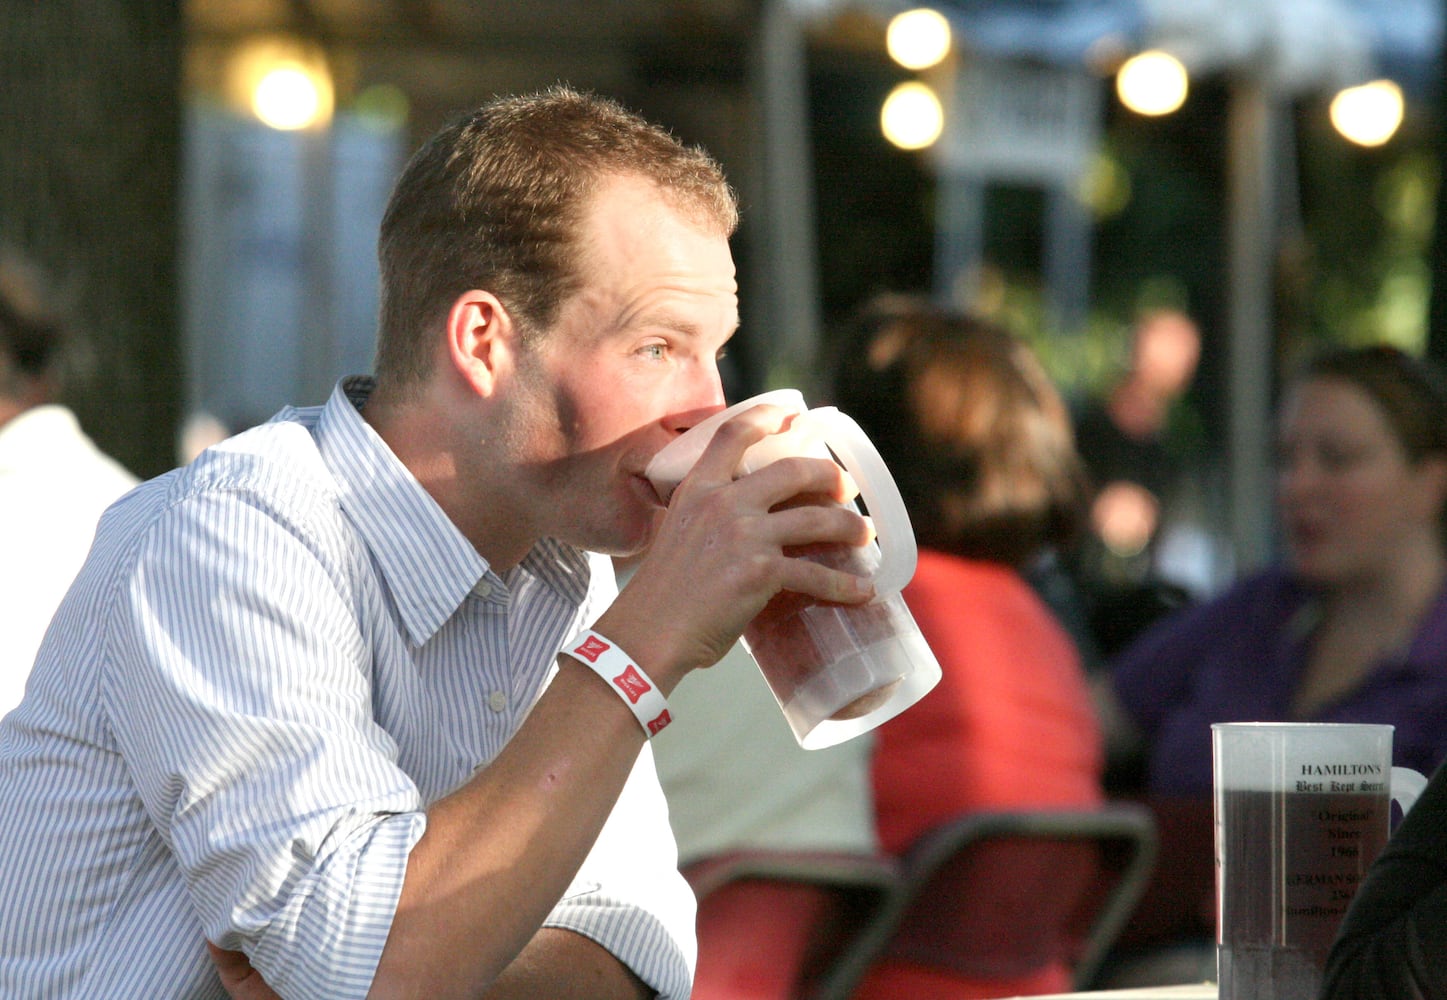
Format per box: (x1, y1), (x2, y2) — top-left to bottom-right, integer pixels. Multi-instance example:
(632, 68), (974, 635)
(645, 389), (942, 750)
(1212, 722), (1427, 1000)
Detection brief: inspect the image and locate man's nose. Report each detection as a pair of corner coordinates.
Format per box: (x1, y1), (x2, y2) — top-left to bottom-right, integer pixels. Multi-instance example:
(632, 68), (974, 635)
(662, 368), (726, 435)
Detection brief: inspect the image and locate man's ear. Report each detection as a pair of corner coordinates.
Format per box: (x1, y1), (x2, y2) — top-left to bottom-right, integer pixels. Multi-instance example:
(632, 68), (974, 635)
(445, 290), (517, 397)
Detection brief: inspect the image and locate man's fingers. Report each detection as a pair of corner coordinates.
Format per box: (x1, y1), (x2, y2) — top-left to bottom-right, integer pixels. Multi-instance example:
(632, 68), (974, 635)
(677, 403), (795, 490)
(206, 942), (282, 1000)
(775, 550), (876, 604)
(764, 502), (873, 550)
(746, 455), (859, 510)
(206, 942), (248, 980)
(758, 504), (877, 604)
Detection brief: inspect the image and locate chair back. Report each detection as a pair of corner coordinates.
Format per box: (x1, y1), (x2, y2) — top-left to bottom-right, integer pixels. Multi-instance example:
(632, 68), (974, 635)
(1109, 795), (1216, 953)
(684, 850), (901, 1000)
(814, 803), (1159, 998)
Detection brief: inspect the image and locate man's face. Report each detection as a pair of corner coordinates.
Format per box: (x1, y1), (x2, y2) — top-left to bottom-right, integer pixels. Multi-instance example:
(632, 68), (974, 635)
(506, 173), (738, 556)
(1133, 312), (1200, 399)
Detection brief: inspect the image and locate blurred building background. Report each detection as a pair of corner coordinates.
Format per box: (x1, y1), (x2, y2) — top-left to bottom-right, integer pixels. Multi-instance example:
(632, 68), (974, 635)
(1, 0), (1443, 580)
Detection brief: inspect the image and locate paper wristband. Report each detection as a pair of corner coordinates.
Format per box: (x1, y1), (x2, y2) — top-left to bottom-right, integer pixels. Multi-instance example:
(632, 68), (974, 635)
(563, 629), (672, 737)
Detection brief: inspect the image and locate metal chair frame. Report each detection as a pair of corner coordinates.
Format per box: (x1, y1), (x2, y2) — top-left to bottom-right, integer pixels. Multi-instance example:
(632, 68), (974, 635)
(811, 803), (1160, 999)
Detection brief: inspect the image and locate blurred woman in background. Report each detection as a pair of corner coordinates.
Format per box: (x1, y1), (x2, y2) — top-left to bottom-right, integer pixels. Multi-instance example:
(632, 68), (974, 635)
(1103, 344), (1447, 798)
(831, 296), (1104, 998)
(1094, 344), (1447, 984)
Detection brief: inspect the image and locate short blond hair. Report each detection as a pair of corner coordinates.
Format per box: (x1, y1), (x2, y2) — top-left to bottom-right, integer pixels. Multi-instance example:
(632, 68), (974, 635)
(374, 86), (737, 396)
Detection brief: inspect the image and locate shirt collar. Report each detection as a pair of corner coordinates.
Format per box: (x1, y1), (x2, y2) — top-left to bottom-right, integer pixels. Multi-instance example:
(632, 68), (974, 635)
(316, 377), (485, 646)
(314, 377), (593, 644)
(518, 537), (595, 607)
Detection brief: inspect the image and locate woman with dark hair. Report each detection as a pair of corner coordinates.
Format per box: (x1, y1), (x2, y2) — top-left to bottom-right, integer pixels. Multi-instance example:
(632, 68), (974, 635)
(1104, 343), (1447, 797)
(832, 296), (1105, 999)
(1094, 344), (1447, 983)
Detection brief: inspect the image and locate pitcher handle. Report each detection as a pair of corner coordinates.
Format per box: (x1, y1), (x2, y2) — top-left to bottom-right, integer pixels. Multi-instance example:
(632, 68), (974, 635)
(1392, 766), (1428, 817)
(799, 406), (917, 598)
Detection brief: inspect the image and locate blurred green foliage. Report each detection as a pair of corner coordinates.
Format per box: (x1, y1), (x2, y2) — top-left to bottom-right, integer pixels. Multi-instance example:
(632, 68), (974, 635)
(808, 63), (1439, 463)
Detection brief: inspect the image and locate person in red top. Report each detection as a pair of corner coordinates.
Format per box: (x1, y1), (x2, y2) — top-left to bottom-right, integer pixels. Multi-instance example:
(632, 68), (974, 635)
(829, 295), (1106, 998)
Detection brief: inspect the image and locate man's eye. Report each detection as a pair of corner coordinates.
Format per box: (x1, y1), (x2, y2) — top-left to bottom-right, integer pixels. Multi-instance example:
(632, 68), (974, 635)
(639, 344), (666, 361)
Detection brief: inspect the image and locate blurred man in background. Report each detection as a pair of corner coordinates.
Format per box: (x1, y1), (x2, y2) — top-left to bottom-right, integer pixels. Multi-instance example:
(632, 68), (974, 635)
(0, 249), (136, 717)
(1075, 307), (1202, 577)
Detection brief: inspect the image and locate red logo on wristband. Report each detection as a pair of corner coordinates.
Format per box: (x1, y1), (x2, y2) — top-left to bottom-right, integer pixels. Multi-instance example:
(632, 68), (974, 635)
(647, 710), (672, 735)
(611, 664), (653, 704)
(572, 634), (611, 663)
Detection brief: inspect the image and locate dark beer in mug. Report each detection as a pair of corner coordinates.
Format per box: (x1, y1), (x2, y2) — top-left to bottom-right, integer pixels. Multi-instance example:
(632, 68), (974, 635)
(1216, 785), (1388, 1000)
(1212, 723), (1423, 1000)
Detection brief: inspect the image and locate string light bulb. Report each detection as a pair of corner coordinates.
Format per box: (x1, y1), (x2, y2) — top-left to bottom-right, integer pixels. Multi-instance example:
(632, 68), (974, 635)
(881, 81), (944, 150)
(1330, 80), (1404, 147)
(1116, 50), (1189, 117)
(886, 8), (952, 71)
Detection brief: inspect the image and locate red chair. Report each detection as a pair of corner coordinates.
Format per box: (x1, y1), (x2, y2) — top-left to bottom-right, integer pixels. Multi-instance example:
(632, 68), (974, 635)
(814, 804), (1160, 999)
(684, 850), (901, 1000)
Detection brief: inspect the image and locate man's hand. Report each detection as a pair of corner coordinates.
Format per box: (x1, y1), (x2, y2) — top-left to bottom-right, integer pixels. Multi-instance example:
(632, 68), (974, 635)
(207, 942), (281, 1000)
(1091, 479), (1160, 557)
(607, 401), (876, 689)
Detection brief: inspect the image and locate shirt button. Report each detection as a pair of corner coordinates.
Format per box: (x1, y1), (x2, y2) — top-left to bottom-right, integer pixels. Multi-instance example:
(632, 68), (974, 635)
(487, 690), (508, 712)
(473, 580), (493, 599)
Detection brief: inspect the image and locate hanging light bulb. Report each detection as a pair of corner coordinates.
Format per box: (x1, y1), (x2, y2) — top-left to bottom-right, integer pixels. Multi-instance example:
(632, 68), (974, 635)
(251, 63), (325, 130)
(1330, 80), (1404, 147)
(1116, 50), (1189, 117)
(886, 8), (952, 71)
(881, 81), (944, 150)
(226, 36), (335, 131)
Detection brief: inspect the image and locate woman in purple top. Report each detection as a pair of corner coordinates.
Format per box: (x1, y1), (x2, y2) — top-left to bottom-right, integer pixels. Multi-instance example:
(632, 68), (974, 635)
(1106, 344), (1447, 797)
(1091, 345), (1447, 984)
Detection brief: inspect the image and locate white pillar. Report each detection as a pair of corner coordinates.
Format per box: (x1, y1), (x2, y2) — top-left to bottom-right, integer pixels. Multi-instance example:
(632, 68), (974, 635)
(750, 0), (824, 392)
(1225, 75), (1281, 572)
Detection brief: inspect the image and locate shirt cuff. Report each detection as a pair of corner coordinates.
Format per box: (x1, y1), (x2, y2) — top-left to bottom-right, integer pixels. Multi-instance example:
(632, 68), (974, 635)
(247, 811), (426, 1000)
(543, 883), (695, 1000)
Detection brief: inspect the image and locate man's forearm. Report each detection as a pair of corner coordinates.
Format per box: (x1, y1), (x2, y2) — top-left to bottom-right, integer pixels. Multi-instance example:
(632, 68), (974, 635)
(481, 928), (651, 1000)
(1321, 885), (1447, 999)
(368, 659), (653, 998)
(1322, 764), (1447, 999)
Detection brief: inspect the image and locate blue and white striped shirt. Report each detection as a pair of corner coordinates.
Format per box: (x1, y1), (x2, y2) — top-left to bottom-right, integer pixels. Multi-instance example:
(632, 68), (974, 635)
(0, 378), (695, 999)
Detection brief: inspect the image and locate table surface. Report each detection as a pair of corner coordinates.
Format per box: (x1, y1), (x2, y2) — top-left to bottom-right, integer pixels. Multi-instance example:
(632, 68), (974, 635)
(1010, 983), (1218, 999)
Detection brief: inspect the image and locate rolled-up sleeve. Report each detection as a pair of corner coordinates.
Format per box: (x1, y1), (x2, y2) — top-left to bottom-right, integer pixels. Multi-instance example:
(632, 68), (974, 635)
(103, 486), (426, 1000)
